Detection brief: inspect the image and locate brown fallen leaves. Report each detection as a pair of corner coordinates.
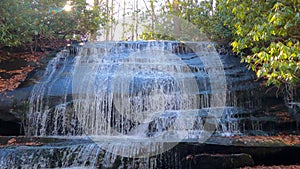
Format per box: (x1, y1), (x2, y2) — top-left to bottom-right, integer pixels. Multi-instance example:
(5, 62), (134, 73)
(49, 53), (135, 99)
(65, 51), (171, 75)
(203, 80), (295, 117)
(0, 65), (34, 93)
(17, 53), (40, 63)
(7, 138), (16, 144)
(232, 135), (300, 146)
(0, 52), (43, 93)
(1, 137), (43, 147)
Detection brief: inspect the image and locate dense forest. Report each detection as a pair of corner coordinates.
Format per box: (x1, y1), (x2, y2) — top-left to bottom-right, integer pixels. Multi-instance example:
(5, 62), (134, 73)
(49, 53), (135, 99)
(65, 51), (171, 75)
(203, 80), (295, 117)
(0, 0), (299, 91)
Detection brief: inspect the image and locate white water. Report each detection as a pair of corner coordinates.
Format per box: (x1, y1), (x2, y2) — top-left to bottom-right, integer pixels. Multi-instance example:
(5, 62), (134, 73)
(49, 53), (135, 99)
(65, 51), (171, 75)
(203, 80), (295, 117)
(0, 141), (102, 168)
(72, 41), (201, 137)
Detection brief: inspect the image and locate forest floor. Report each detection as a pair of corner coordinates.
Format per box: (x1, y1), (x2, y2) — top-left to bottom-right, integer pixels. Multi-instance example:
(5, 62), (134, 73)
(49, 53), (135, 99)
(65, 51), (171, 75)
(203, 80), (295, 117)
(0, 39), (66, 93)
(0, 50), (45, 93)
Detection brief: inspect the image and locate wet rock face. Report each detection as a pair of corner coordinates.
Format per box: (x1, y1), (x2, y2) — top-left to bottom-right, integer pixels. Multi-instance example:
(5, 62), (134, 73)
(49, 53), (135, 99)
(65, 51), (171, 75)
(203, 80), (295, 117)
(0, 88), (30, 135)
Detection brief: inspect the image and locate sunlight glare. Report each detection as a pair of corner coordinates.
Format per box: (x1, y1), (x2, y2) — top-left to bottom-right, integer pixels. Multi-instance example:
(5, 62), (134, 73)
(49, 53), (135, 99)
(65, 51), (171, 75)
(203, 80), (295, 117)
(63, 1), (72, 11)
(86, 0), (94, 10)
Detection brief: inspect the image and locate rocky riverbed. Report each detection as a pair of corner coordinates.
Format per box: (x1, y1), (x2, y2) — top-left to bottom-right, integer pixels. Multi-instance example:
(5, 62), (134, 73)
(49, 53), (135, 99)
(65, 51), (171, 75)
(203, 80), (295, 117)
(0, 135), (299, 168)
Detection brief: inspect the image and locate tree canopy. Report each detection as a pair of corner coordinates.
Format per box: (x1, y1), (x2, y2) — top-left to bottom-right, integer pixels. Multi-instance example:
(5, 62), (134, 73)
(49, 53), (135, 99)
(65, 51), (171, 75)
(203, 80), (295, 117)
(0, 0), (108, 51)
(138, 0), (299, 88)
(218, 0), (300, 87)
(1, 0), (299, 88)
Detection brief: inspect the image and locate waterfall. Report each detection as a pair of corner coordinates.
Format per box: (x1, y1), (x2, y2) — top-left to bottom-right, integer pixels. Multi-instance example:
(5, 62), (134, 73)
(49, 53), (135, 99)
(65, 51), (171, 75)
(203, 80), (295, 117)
(25, 41), (257, 138)
(72, 41), (201, 137)
(26, 41), (231, 138)
(21, 41), (261, 167)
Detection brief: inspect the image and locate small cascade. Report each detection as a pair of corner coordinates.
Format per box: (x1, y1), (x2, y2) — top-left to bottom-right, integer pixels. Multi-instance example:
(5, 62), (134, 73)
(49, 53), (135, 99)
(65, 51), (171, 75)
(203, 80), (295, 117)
(0, 138), (182, 168)
(0, 140), (157, 169)
(216, 107), (242, 136)
(0, 140), (102, 168)
(25, 49), (77, 136)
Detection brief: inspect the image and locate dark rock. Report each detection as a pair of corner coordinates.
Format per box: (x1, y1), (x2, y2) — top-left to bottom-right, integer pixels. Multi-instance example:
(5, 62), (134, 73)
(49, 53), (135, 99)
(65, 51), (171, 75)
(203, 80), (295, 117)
(0, 87), (31, 121)
(0, 59), (28, 71)
(182, 153), (254, 169)
(0, 120), (23, 136)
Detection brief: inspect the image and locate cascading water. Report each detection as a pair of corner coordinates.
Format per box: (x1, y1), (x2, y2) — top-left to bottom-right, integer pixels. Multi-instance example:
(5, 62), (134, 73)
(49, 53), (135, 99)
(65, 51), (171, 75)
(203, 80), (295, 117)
(26, 49), (80, 136)
(72, 41), (201, 138)
(0, 139), (103, 168)
(25, 41), (242, 137)
(1, 41), (260, 168)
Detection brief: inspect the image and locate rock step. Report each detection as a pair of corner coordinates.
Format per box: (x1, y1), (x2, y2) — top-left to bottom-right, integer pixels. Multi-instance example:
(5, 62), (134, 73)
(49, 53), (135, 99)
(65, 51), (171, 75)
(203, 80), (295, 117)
(181, 153), (254, 169)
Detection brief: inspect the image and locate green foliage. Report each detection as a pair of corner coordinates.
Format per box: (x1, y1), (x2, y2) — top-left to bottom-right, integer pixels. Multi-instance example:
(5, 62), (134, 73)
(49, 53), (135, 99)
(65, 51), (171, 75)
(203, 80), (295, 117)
(140, 32), (176, 41)
(186, 0), (232, 42)
(141, 0), (231, 42)
(0, 0), (108, 50)
(140, 0), (299, 87)
(217, 0), (300, 87)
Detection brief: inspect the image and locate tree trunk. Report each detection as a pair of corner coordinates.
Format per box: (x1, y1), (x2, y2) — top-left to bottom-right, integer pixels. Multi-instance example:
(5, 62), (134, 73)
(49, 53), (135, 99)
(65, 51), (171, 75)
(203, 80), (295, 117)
(122, 0), (126, 40)
(110, 0), (114, 40)
(105, 0), (110, 41)
(135, 0), (138, 40)
(150, 0), (156, 31)
(173, 0), (181, 38)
